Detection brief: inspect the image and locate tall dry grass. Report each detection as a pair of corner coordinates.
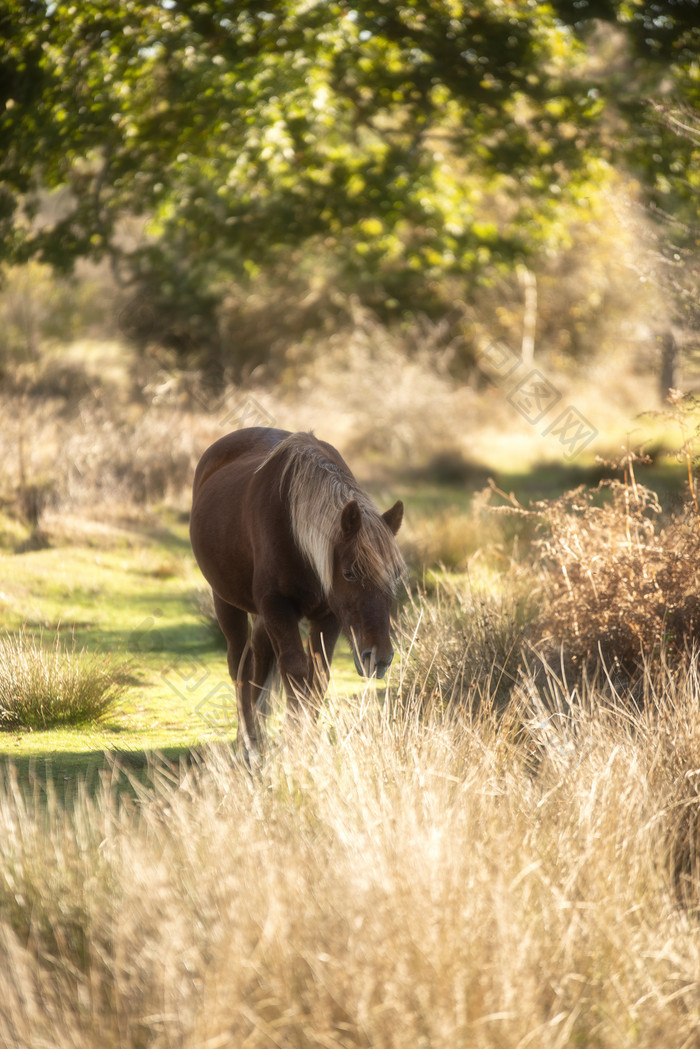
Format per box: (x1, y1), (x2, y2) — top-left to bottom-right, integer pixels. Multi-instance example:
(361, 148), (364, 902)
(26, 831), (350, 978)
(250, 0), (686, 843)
(1, 661), (700, 1049)
(395, 571), (539, 709)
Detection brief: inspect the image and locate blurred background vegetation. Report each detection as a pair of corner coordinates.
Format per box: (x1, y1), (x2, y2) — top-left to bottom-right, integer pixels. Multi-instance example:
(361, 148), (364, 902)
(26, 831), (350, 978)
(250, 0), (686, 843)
(0, 0), (698, 386)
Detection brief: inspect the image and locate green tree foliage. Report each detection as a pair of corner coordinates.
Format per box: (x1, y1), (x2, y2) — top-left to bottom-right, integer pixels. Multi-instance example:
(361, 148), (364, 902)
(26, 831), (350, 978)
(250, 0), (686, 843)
(561, 1), (700, 230)
(555, 1), (700, 339)
(0, 1), (698, 357)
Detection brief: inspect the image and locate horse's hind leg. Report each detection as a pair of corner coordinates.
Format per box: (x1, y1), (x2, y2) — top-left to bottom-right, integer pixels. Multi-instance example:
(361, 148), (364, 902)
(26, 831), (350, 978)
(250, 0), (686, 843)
(212, 593), (259, 755)
(250, 616), (277, 718)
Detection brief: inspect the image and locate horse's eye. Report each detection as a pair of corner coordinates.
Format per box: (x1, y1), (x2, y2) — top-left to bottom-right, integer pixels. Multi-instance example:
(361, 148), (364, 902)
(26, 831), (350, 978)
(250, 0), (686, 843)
(343, 568), (357, 583)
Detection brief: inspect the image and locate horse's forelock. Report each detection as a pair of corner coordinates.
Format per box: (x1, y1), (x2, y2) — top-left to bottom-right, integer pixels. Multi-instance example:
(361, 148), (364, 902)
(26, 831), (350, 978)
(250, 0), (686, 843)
(265, 433), (404, 594)
(351, 513), (406, 594)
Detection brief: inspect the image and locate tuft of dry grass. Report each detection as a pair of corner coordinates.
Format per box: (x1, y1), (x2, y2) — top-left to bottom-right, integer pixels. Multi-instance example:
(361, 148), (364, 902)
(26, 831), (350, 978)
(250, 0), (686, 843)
(0, 632), (128, 730)
(1, 668), (700, 1048)
(395, 572), (539, 710)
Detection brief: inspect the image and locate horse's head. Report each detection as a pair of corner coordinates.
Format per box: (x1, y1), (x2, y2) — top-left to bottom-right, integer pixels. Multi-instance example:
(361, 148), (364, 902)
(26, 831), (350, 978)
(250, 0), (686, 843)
(330, 498), (404, 679)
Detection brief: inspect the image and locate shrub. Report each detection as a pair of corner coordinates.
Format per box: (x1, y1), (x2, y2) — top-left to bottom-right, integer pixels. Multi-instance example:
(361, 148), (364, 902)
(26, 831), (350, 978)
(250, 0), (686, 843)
(0, 632), (128, 730)
(531, 470), (700, 681)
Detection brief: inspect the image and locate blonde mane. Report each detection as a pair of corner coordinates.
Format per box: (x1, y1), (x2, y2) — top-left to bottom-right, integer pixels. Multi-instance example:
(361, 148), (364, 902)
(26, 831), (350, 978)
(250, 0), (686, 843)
(259, 432), (405, 595)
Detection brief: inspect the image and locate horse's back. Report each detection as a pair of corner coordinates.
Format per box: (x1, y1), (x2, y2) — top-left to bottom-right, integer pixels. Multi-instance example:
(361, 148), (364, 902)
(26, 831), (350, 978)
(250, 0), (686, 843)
(191, 428), (294, 611)
(192, 427), (290, 497)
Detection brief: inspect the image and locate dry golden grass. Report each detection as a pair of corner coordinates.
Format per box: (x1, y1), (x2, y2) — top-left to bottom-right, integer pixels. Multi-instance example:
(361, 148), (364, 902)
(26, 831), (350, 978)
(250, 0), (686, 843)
(395, 570), (539, 709)
(1, 659), (700, 1049)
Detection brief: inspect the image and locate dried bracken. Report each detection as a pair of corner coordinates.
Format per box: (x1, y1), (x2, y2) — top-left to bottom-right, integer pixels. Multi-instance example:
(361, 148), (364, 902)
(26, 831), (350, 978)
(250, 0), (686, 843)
(533, 469), (700, 679)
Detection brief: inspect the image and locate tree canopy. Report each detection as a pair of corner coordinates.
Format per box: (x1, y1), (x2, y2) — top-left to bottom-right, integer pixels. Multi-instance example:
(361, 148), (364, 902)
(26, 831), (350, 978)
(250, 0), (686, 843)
(1, 0), (698, 356)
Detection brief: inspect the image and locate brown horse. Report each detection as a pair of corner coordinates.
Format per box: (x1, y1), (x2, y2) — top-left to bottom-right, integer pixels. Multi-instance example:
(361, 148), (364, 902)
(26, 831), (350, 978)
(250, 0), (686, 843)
(190, 427), (405, 754)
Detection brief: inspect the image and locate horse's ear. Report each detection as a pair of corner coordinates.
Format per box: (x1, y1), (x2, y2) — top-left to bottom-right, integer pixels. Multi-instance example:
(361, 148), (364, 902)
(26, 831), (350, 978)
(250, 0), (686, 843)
(340, 499), (362, 539)
(383, 500), (403, 535)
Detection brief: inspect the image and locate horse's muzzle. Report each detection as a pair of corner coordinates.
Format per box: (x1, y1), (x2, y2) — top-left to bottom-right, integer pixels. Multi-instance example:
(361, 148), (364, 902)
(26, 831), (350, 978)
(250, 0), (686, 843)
(356, 647), (393, 679)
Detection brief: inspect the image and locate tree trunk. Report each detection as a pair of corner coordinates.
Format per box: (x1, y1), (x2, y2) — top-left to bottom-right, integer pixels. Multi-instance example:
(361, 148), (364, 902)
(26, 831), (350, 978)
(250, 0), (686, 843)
(659, 328), (680, 401)
(517, 264), (537, 366)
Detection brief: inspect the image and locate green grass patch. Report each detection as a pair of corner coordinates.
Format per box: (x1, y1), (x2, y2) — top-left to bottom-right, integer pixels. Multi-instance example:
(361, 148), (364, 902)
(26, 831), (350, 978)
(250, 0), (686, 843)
(0, 510), (233, 759)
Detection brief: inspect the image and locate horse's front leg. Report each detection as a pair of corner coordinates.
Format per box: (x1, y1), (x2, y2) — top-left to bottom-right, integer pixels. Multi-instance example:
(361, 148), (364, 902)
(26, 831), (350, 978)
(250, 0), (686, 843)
(308, 613), (341, 703)
(259, 594), (311, 711)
